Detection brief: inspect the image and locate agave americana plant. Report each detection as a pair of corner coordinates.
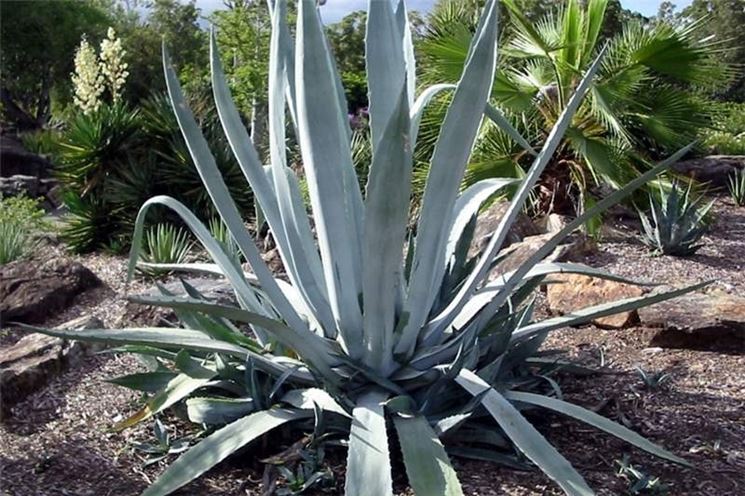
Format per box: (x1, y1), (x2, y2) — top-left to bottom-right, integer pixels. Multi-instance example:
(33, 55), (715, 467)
(26, 1), (706, 495)
(638, 180), (713, 256)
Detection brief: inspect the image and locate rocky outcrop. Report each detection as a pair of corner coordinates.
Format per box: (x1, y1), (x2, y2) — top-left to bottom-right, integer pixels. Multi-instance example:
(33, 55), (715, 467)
(545, 274), (644, 329)
(0, 258), (101, 325)
(0, 174), (60, 209)
(639, 291), (745, 353)
(0, 134), (53, 178)
(0, 315), (104, 416)
(672, 155), (745, 188)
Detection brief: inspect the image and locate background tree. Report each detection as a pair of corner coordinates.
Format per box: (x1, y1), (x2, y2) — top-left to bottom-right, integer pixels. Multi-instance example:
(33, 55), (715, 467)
(681, 0), (745, 101)
(211, 0), (272, 140)
(0, 1), (109, 129)
(327, 11), (368, 112)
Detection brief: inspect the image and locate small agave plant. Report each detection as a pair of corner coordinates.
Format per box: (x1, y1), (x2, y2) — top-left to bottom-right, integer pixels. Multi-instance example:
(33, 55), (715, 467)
(638, 179), (713, 256)
(26, 1), (706, 495)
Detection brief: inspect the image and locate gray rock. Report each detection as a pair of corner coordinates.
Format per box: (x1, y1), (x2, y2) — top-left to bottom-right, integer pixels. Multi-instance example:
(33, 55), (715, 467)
(640, 291), (745, 353)
(124, 277), (237, 326)
(470, 201), (539, 259)
(0, 257), (101, 325)
(0, 315), (104, 416)
(0, 135), (53, 178)
(672, 155), (745, 189)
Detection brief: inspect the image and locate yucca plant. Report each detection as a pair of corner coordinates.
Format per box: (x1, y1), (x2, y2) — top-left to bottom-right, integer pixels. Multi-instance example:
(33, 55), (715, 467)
(138, 223), (194, 277)
(728, 168), (745, 207)
(638, 180), (713, 256)
(25, 2), (707, 495)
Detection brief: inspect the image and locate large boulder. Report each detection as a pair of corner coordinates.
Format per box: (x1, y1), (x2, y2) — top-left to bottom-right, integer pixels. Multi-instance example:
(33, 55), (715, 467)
(672, 155), (745, 188)
(0, 315), (103, 416)
(546, 274), (643, 329)
(0, 257), (101, 325)
(639, 291), (745, 352)
(0, 134), (53, 178)
(470, 201), (539, 258)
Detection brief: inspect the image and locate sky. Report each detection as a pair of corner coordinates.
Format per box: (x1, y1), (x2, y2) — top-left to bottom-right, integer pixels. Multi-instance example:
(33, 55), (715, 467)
(195, 0), (694, 23)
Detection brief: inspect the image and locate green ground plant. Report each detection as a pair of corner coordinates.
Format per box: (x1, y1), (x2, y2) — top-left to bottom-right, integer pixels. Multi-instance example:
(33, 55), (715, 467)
(702, 102), (745, 155)
(137, 223), (193, 278)
(25, 1), (707, 495)
(729, 169), (745, 206)
(0, 195), (50, 264)
(638, 180), (713, 256)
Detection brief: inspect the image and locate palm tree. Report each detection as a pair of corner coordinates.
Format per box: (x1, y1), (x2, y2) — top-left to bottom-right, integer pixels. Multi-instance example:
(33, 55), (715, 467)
(418, 0), (728, 217)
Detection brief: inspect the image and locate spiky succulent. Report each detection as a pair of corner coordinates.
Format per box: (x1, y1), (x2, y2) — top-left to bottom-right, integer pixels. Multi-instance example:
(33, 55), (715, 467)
(638, 180), (713, 256)
(26, 1), (705, 495)
(137, 223), (193, 277)
(729, 168), (745, 206)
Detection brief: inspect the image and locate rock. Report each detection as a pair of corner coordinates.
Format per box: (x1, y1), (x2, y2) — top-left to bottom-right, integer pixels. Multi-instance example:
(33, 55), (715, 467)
(488, 233), (595, 281)
(0, 257), (101, 325)
(0, 315), (103, 416)
(545, 274), (644, 329)
(0, 134), (53, 178)
(672, 155), (745, 189)
(124, 277), (237, 326)
(536, 213), (571, 234)
(0, 174), (39, 197)
(639, 292), (745, 352)
(470, 201), (539, 259)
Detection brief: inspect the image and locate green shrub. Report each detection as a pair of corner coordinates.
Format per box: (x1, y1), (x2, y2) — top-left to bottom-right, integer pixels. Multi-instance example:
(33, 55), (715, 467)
(0, 195), (49, 264)
(638, 180), (713, 256)
(28, 2), (705, 495)
(702, 102), (745, 155)
(56, 95), (252, 253)
(137, 223), (193, 277)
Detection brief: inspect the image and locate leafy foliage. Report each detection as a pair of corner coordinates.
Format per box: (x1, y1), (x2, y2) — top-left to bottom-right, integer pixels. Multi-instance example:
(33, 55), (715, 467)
(418, 0), (726, 218)
(0, 195), (49, 264)
(26, 2), (706, 495)
(0, 0), (109, 129)
(638, 180), (713, 256)
(56, 95), (252, 253)
(702, 102), (745, 155)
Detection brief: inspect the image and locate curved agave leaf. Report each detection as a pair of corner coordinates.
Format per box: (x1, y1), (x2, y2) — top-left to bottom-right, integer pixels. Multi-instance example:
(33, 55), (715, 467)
(142, 408), (310, 496)
(456, 369), (594, 496)
(127, 294), (341, 379)
(427, 45), (609, 340)
(162, 48), (310, 339)
(398, 0), (500, 358)
(345, 390), (392, 496)
(265, 3), (337, 335)
(393, 413), (464, 496)
(512, 281), (710, 342)
(281, 388), (351, 418)
(185, 397), (255, 425)
(116, 372), (215, 430)
(296, 0), (364, 348)
(505, 391), (689, 466)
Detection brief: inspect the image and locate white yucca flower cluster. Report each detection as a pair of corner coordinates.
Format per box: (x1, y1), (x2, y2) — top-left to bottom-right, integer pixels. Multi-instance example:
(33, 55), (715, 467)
(72, 36), (105, 114)
(71, 28), (128, 114)
(100, 27), (129, 102)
